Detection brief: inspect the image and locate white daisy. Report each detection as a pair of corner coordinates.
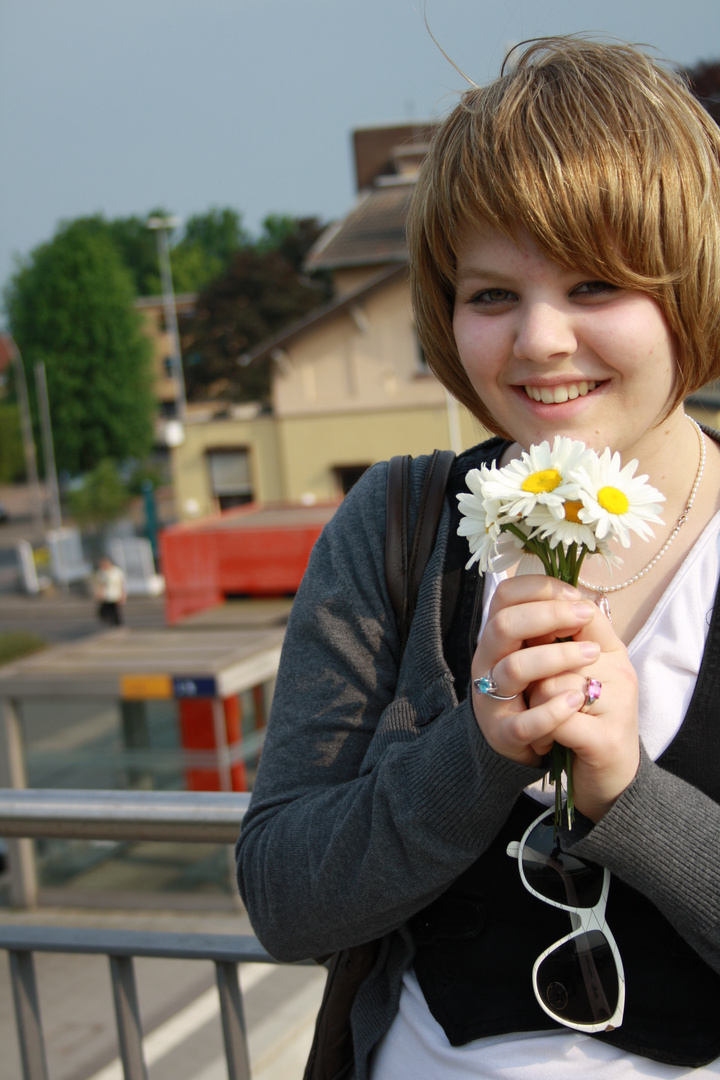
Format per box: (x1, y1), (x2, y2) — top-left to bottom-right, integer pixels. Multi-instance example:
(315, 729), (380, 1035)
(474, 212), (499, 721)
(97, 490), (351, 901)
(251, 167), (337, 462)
(572, 449), (665, 548)
(511, 551), (548, 576)
(462, 518), (502, 573)
(526, 498), (598, 551)
(488, 527), (531, 573)
(481, 437), (592, 520)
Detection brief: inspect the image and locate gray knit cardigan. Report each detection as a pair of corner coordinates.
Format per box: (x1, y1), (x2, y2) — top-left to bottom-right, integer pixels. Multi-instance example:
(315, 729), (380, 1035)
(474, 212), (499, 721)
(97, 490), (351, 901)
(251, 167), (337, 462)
(236, 450), (720, 1080)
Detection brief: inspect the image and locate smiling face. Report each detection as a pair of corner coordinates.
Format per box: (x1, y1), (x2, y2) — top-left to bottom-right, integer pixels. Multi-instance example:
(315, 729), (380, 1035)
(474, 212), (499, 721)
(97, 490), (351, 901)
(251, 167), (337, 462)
(452, 225), (684, 460)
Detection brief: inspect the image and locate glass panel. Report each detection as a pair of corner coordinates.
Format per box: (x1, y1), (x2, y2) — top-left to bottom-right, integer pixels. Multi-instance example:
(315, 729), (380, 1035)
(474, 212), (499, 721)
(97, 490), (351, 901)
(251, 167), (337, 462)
(17, 696), (260, 899)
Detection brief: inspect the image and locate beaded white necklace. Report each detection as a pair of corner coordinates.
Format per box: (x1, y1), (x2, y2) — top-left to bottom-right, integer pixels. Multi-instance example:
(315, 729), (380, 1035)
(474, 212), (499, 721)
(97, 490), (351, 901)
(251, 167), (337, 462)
(578, 415), (706, 620)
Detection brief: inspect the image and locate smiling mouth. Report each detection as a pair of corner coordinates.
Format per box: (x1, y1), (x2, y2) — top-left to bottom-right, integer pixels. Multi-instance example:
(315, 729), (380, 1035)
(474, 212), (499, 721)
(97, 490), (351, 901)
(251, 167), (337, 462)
(523, 380), (600, 404)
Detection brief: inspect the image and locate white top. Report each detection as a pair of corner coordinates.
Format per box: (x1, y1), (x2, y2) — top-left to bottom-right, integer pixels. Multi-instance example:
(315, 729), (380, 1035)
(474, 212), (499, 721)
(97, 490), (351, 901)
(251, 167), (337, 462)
(372, 509), (720, 1078)
(94, 563), (126, 603)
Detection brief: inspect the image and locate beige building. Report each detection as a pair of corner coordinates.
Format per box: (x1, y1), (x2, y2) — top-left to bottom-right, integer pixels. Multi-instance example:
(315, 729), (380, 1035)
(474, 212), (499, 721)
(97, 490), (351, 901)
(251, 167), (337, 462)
(169, 124), (487, 520)
(135, 293), (197, 436)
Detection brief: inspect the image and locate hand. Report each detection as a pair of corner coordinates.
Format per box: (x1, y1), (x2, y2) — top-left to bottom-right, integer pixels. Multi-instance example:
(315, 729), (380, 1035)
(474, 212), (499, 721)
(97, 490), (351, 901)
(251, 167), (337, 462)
(471, 575), (639, 819)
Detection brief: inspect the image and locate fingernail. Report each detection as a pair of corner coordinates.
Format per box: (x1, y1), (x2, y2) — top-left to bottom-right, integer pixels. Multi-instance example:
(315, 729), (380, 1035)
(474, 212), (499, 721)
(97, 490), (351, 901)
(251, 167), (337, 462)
(580, 641), (601, 658)
(573, 602), (595, 619)
(567, 690), (584, 709)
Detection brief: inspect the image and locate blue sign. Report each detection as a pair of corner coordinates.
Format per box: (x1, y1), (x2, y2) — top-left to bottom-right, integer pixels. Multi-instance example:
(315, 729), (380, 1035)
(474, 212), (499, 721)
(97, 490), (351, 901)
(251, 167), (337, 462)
(173, 676), (217, 698)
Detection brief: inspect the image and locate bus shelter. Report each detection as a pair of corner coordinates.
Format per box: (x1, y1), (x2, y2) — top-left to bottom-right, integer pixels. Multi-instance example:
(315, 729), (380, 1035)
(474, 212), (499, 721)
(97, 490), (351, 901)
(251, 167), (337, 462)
(0, 622), (285, 907)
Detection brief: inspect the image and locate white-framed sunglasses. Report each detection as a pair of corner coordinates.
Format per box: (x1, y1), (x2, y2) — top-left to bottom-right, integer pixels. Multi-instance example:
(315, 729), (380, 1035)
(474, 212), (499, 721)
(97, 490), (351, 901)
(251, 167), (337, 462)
(506, 807), (625, 1033)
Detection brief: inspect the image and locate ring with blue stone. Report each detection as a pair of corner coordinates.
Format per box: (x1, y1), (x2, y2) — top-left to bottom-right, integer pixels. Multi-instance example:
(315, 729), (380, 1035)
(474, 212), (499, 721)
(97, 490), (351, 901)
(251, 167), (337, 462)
(473, 668), (520, 701)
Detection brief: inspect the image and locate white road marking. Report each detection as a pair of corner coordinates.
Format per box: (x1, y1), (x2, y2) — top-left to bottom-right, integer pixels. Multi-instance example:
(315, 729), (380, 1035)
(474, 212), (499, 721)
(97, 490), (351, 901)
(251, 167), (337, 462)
(85, 962), (274, 1080)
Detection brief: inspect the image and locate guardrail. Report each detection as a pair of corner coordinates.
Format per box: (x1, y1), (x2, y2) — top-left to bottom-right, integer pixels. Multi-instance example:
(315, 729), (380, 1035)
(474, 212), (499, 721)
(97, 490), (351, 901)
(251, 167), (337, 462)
(0, 787), (250, 842)
(0, 788), (315, 1080)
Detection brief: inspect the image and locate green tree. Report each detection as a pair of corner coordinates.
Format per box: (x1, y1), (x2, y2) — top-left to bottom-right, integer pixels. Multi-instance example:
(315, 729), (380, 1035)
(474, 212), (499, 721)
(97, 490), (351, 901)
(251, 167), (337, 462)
(257, 214), (327, 274)
(168, 208), (249, 294)
(180, 217), (331, 404)
(66, 459), (131, 528)
(61, 208), (247, 298)
(181, 208), (248, 265)
(4, 220), (155, 475)
(684, 59), (720, 123)
(68, 212), (165, 297)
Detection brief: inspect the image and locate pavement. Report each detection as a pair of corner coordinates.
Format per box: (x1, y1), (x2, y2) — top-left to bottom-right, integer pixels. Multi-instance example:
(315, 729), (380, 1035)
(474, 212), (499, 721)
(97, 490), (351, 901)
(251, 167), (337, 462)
(0, 905), (327, 1080)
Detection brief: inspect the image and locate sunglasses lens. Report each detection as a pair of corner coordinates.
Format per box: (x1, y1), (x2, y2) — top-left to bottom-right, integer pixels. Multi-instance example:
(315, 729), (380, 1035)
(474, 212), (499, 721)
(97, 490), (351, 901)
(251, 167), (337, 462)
(535, 930), (619, 1027)
(522, 818), (604, 908)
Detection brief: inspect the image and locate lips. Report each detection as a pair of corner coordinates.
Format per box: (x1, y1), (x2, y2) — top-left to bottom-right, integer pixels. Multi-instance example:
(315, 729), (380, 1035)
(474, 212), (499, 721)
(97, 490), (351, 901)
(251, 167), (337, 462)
(523, 380), (599, 404)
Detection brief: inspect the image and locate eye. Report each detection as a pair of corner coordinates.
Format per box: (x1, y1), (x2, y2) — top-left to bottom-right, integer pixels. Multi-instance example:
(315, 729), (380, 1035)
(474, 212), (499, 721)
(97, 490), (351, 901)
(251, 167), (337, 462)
(571, 280), (620, 299)
(469, 288), (516, 305)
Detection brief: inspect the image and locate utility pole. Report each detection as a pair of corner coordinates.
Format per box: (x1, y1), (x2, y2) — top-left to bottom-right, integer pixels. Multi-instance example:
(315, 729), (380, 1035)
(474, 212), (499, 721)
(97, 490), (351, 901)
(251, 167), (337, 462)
(34, 362), (62, 532)
(1, 335), (44, 536)
(147, 215), (187, 421)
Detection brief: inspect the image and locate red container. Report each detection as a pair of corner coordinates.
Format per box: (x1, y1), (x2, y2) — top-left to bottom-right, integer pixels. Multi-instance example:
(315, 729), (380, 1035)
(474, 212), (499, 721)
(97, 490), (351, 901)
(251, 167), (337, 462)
(160, 502), (338, 624)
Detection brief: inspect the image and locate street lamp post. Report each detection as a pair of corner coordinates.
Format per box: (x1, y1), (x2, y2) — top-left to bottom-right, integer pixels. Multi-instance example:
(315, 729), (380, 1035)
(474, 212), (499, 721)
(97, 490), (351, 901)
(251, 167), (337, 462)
(147, 215), (187, 422)
(1, 335), (44, 536)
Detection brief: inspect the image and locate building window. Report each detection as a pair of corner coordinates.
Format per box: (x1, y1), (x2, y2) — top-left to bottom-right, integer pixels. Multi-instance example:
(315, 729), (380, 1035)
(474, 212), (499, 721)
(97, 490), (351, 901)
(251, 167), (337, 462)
(333, 464), (370, 496)
(207, 449), (254, 510)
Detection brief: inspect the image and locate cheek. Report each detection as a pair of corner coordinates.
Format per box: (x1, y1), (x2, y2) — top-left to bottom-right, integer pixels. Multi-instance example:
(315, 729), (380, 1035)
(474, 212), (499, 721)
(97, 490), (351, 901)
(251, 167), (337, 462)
(453, 311), (501, 375)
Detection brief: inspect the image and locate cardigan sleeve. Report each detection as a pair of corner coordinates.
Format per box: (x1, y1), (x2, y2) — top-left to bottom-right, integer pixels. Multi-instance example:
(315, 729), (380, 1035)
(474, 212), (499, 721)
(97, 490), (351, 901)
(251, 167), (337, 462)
(569, 743), (720, 974)
(235, 460), (544, 962)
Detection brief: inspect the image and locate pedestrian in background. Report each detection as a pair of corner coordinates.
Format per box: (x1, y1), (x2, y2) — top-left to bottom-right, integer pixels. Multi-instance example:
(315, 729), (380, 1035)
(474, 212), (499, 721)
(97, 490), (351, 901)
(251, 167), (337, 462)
(93, 555), (126, 626)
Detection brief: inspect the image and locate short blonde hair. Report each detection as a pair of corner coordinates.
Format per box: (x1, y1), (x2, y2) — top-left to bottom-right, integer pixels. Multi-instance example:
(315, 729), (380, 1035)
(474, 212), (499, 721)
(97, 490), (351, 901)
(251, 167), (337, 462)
(408, 37), (720, 433)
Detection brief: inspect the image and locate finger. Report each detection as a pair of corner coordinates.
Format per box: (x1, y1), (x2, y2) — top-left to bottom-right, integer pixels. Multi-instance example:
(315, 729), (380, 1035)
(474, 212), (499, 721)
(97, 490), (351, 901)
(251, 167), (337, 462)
(487, 640), (600, 700)
(487, 574), (582, 619)
(494, 688), (586, 765)
(478, 599), (596, 665)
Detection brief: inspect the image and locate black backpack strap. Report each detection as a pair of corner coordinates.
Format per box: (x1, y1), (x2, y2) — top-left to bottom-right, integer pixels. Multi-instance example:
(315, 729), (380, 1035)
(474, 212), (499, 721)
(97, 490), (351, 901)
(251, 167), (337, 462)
(385, 449), (455, 651)
(304, 447), (456, 1080)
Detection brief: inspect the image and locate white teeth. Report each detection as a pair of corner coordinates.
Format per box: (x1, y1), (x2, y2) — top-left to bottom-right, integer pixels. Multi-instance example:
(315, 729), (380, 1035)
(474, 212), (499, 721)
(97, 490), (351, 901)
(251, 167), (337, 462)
(524, 381), (597, 403)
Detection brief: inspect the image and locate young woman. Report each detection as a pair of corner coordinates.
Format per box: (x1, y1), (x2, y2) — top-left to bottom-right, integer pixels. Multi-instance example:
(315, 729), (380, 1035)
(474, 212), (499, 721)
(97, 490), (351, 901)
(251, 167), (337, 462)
(237, 38), (720, 1078)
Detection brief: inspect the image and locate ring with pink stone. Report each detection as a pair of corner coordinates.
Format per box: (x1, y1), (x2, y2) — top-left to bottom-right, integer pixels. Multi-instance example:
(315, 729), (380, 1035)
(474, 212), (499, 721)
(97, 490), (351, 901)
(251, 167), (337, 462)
(582, 678), (602, 712)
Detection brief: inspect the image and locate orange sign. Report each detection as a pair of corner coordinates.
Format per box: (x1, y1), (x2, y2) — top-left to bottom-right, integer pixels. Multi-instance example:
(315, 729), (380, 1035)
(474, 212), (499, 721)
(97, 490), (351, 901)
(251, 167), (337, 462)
(120, 674), (173, 700)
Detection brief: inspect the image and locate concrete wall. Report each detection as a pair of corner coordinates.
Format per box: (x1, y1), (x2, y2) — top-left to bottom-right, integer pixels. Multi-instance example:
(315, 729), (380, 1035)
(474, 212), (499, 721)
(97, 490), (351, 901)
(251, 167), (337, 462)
(276, 406), (486, 502)
(172, 414), (282, 519)
(273, 279), (444, 418)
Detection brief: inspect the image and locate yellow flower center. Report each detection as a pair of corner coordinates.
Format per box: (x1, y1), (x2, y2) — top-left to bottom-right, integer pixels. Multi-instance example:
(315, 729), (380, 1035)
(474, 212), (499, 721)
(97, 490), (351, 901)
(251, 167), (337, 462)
(563, 500), (584, 524)
(521, 469), (562, 494)
(597, 486), (629, 515)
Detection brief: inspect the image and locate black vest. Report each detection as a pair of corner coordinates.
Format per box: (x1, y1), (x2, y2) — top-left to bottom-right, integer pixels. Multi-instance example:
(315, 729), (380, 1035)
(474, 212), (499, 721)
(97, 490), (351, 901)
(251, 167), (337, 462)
(410, 446), (720, 1068)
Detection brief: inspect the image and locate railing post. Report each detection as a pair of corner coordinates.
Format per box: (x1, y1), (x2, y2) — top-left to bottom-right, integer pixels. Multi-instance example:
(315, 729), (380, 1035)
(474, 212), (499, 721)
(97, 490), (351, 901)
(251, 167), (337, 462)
(109, 954), (148, 1080)
(0, 696), (37, 907)
(215, 960), (251, 1080)
(9, 949), (49, 1080)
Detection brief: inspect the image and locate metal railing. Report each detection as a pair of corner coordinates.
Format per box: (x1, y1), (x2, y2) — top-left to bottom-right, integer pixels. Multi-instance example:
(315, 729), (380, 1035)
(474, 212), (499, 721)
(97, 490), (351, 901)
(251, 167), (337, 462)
(0, 788), (314, 1080)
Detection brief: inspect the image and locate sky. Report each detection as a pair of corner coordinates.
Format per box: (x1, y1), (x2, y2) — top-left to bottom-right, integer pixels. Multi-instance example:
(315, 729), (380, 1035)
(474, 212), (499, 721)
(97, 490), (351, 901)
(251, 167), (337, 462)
(2, 0), (719, 306)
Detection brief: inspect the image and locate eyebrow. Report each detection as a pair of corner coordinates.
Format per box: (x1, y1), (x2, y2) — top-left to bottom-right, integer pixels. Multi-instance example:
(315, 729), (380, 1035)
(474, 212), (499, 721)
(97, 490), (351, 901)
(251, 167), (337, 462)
(454, 265), (515, 284)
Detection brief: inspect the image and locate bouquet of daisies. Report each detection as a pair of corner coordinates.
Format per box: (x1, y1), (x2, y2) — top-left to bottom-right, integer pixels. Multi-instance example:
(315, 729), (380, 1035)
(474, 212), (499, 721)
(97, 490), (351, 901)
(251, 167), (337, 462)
(457, 436), (665, 829)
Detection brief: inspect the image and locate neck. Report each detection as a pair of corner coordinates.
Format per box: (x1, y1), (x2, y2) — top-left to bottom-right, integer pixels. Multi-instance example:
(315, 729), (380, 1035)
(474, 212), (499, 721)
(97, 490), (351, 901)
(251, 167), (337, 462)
(578, 409), (706, 596)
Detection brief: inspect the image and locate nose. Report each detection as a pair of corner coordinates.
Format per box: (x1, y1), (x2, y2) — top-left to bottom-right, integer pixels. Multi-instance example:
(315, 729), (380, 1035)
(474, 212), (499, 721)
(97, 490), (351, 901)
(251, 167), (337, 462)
(513, 302), (577, 364)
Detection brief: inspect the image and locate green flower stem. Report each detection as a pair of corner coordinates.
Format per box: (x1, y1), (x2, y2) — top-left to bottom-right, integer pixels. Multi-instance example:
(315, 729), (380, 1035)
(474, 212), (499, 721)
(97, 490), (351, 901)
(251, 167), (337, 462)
(499, 532), (596, 833)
